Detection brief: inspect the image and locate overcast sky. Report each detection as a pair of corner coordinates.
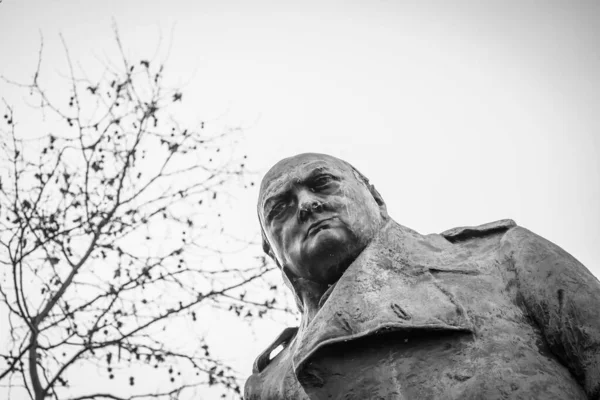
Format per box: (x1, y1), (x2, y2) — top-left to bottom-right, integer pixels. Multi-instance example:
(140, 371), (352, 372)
(1, 0), (599, 398)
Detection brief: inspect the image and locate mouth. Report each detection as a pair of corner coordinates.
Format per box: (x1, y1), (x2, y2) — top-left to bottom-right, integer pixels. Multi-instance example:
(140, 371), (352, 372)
(306, 217), (337, 238)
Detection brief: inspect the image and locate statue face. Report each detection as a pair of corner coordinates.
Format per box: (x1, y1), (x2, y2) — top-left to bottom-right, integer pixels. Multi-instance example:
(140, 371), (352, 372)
(259, 154), (384, 285)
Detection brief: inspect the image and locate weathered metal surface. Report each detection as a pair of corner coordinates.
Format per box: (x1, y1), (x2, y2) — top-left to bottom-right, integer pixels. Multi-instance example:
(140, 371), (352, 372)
(247, 154), (599, 399)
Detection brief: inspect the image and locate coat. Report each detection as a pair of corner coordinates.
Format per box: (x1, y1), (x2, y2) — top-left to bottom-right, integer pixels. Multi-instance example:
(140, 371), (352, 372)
(245, 219), (600, 399)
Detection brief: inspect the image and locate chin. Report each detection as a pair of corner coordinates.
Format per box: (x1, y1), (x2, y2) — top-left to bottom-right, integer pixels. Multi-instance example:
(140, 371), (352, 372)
(303, 229), (361, 283)
(305, 228), (350, 256)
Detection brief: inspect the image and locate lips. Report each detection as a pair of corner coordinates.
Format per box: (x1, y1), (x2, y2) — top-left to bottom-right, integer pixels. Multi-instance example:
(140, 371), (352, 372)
(306, 217), (337, 238)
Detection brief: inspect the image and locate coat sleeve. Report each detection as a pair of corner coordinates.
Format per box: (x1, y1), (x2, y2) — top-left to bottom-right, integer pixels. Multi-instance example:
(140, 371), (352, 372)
(503, 226), (600, 399)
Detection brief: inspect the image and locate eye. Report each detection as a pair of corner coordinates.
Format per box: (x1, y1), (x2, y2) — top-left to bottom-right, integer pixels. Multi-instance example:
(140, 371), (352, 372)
(312, 175), (334, 190)
(267, 201), (288, 221)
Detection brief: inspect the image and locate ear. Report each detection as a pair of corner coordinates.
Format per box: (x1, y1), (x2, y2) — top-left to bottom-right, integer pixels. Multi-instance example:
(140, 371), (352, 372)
(261, 230), (282, 267)
(261, 229), (304, 312)
(368, 183), (388, 220)
(350, 166), (388, 220)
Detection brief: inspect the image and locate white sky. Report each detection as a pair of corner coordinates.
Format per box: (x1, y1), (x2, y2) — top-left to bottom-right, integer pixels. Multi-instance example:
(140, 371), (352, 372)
(1, 0), (599, 399)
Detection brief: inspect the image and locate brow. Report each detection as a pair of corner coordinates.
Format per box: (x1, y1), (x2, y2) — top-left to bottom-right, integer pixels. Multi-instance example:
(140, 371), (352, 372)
(262, 166), (333, 214)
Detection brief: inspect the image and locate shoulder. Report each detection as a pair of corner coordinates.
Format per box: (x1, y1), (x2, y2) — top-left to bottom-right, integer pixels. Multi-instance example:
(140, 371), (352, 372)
(440, 219), (517, 243)
(245, 327), (300, 399)
(252, 326), (298, 374)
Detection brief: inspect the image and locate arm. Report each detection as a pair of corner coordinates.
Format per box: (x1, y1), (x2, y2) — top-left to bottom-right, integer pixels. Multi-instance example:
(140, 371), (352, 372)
(503, 226), (600, 398)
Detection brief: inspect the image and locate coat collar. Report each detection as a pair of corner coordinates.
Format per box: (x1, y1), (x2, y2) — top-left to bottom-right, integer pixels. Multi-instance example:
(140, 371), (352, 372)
(291, 219), (473, 376)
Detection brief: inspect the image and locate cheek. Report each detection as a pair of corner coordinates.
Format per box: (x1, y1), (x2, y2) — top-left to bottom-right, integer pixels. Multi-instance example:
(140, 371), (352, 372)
(339, 190), (381, 233)
(337, 188), (377, 217)
(266, 225), (285, 258)
(271, 223), (301, 261)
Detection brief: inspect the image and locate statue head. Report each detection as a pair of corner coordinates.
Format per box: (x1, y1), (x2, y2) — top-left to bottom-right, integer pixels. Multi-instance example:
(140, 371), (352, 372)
(258, 153), (388, 310)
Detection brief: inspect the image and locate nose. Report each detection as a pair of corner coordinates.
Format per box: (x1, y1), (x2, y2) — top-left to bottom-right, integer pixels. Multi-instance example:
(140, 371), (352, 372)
(297, 190), (323, 223)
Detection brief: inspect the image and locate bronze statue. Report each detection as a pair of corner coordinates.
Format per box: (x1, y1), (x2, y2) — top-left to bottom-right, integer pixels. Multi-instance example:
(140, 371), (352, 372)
(245, 153), (600, 399)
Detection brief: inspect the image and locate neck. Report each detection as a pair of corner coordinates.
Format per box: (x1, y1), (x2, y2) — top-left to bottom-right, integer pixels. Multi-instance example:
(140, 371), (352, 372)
(292, 244), (365, 320)
(295, 219), (405, 323)
(294, 279), (329, 322)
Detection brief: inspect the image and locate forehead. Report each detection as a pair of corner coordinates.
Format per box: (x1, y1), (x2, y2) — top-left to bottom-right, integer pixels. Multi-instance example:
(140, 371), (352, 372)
(259, 154), (352, 206)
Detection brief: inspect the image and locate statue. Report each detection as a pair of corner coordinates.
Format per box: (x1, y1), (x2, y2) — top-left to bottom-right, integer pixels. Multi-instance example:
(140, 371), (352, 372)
(245, 153), (600, 399)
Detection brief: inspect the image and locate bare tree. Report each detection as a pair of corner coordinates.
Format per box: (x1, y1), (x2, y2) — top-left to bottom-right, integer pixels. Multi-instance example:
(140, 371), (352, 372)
(0, 31), (284, 400)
